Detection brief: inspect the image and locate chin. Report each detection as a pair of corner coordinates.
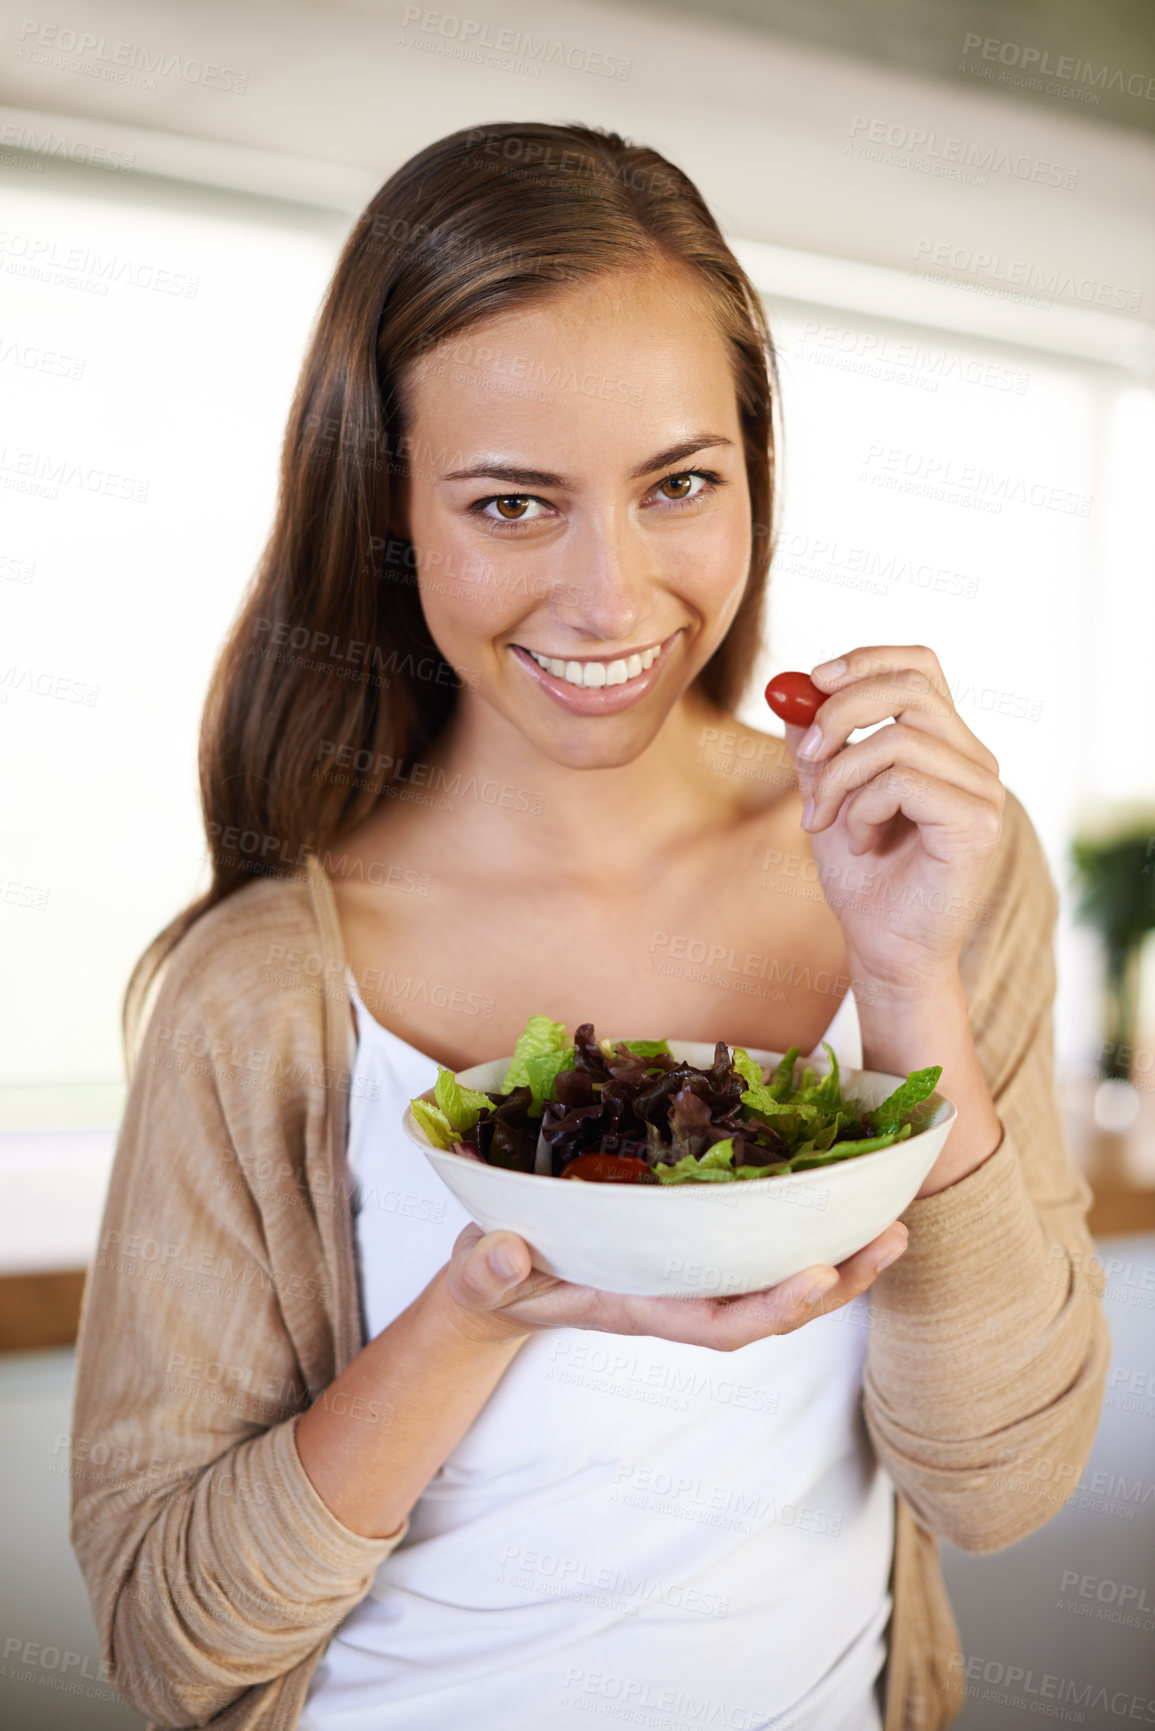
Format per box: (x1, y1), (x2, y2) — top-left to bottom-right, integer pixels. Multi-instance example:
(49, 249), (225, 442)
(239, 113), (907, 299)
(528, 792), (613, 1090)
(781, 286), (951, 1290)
(531, 713), (666, 772)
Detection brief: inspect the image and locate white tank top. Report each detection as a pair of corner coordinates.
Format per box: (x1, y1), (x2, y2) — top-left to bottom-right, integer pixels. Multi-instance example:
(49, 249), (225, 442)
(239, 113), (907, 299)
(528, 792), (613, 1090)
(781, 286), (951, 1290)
(302, 976), (893, 1731)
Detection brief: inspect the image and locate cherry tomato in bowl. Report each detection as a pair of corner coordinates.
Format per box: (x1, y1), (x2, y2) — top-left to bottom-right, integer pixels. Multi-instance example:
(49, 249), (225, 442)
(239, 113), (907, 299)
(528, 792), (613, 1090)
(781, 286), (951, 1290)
(764, 670), (824, 726)
(560, 1153), (655, 1184)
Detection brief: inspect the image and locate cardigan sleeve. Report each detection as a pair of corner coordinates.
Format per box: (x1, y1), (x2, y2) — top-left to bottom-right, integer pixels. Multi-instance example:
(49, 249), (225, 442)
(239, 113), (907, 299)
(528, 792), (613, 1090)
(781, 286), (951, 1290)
(69, 934), (409, 1728)
(862, 788), (1112, 1553)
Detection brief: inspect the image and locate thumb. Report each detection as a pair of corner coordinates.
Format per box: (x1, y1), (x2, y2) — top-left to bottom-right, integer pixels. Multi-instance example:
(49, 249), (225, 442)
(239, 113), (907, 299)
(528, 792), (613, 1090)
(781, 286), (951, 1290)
(454, 1229), (531, 1310)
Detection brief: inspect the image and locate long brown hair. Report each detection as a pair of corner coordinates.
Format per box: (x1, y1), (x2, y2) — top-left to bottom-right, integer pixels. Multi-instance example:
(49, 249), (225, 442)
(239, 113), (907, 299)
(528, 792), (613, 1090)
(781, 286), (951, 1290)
(123, 120), (781, 1058)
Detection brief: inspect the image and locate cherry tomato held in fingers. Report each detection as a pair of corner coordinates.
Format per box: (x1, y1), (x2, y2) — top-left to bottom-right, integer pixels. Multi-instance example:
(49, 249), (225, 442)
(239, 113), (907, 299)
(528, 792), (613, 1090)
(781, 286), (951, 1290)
(764, 670), (824, 727)
(560, 1153), (655, 1184)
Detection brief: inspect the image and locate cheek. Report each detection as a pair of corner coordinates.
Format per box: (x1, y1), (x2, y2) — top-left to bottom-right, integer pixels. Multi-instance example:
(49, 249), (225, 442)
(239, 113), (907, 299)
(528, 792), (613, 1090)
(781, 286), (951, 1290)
(417, 555), (525, 656)
(670, 511), (750, 610)
(404, 499), (506, 639)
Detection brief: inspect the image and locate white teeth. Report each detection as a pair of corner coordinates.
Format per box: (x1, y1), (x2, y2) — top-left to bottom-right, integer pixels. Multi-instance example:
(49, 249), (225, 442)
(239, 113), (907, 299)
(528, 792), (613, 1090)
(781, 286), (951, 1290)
(525, 643), (663, 688)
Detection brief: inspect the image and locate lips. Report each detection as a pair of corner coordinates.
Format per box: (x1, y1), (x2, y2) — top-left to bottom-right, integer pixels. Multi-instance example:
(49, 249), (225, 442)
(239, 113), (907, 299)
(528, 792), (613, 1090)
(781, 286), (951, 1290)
(509, 630), (683, 715)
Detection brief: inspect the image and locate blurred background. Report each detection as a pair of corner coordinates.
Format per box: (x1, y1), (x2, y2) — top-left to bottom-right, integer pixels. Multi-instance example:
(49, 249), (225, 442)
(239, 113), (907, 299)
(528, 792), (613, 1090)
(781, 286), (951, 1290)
(1, 0), (1153, 1724)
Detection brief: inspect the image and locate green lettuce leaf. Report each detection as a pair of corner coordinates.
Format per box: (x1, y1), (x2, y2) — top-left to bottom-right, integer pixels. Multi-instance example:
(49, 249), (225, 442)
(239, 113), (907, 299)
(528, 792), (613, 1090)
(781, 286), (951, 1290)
(655, 1137), (792, 1184)
(501, 1014), (569, 1091)
(808, 1041), (842, 1111)
(767, 1046), (800, 1099)
(871, 1066), (943, 1136)
(524, 1045), (576, 1118)
(790, 1123), (911, 1169)
(739, 1081), (819, 1124)
(729, 1046), (763, 1089)
(410, 1098), (458, 1150)
(434, 1065), (492, 1134)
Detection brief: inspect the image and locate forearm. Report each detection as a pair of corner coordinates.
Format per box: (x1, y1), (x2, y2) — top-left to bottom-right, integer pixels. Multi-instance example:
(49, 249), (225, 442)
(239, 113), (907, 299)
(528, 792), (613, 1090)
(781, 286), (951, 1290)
(295, 1267), (531, 1540)
(862, 1127), (1111, 1548)
(856, 972), (1003, 1198)
(857, 962), (1110, 1548)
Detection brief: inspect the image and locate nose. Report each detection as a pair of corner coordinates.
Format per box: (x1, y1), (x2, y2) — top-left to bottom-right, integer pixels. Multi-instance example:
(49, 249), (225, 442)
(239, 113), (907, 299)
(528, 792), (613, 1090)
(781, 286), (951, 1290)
(547, 505), (650, 644)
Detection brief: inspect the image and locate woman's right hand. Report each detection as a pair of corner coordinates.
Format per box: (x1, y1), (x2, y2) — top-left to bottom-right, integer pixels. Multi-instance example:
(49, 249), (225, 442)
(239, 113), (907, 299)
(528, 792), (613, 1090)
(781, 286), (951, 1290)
(438, 1219), (909, 1352)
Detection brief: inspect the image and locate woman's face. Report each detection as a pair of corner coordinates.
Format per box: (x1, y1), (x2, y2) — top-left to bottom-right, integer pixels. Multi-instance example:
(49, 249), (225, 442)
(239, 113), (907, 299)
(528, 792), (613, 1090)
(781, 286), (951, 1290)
(395, 263), (753, 769)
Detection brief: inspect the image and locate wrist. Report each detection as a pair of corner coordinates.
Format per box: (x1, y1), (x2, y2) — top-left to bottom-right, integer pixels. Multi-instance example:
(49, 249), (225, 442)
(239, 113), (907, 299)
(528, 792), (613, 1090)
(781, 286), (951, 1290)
(856, 973), (969, 1073)
(850, 959), (964, 1019)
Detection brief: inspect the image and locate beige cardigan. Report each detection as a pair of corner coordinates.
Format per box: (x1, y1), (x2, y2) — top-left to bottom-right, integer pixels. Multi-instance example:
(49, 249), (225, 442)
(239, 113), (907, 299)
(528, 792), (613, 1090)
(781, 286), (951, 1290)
(69, 787), (1111, 1730)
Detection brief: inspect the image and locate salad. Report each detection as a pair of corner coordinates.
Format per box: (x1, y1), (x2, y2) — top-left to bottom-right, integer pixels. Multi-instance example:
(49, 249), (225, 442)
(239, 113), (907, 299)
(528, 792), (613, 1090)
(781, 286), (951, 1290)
(409, 1015), (941, 1185)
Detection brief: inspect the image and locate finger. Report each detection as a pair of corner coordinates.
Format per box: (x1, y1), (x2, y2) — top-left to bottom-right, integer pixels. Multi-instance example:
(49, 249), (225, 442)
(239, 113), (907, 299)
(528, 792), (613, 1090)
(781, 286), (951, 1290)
(713, 1218), (914, 1336)
(594, 1262), (845, 1352)
(812, 644), (952, 703)
(805, 722), (1002, 834)
(806, 1222), (910, 1318)
(782, 719), (821, 809)
(804, 648), (998, 774)
(450, 1227), (534, 1310)
(841, 770), (1004, 860)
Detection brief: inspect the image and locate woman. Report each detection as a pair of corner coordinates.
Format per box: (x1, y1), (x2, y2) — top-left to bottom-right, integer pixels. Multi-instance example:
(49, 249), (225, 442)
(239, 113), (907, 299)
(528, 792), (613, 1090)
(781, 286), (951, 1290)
(70, 122), (1109, 1731)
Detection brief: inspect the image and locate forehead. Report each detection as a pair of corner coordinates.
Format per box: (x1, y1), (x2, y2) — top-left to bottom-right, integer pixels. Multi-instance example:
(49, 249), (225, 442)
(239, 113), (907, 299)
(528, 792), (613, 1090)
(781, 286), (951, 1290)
(401, 265), (740, 463)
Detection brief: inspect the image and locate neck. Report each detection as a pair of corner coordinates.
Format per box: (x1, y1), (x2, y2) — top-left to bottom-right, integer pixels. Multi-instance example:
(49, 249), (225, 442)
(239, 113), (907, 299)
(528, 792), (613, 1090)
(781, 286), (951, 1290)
(415, 683), (729, 883)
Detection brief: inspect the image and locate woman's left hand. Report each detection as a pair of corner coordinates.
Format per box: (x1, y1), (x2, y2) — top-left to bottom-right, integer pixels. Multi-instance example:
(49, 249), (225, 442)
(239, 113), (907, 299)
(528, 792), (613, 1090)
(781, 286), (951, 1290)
(782, 645), (1006, 1001)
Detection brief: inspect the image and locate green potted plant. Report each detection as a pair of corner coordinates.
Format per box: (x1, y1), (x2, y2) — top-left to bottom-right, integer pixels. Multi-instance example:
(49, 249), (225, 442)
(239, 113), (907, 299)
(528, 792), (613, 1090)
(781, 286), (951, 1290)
(1070, 804), (1155, 1084)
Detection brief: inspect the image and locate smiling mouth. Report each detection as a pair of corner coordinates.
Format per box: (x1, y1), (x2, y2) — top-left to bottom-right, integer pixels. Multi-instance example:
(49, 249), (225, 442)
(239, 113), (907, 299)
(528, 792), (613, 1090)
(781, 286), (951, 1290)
(511, 637), (671, 689)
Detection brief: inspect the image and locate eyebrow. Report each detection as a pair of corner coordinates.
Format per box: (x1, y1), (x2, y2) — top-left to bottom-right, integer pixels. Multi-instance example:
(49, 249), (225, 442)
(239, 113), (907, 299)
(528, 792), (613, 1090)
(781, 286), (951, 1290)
(440, 433), (735, 489)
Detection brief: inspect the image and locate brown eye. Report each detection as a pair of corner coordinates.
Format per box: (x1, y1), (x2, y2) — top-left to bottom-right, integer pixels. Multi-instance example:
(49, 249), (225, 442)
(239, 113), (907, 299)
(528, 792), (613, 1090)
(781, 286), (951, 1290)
(658, 473), (695, 499)
(494, 495), (530, 519)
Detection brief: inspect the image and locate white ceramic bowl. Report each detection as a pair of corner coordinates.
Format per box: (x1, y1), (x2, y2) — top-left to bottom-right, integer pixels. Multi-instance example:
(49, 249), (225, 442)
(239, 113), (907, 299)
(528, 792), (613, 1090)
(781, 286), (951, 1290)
(402, 1041), (956, 1296)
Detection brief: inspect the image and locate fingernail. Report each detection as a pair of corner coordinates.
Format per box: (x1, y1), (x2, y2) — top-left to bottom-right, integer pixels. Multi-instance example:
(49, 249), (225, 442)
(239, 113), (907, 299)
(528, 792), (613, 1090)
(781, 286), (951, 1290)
(813, 657), (847, 679)
(801, 797), (815, 828)
(798, 723), (823, 759)
(488, 1243), (520, 1281)
(803, 1273), (839, 1307)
